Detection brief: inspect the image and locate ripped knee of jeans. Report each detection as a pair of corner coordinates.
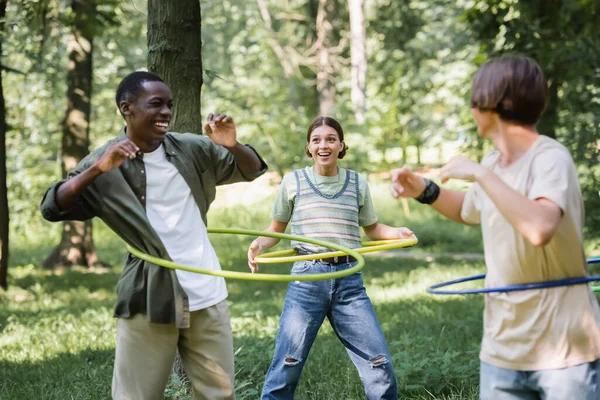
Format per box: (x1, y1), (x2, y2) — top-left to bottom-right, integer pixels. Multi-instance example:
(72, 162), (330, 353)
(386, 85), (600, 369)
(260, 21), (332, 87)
(283, 357), (302, 366)
(368, 354), (389, 368)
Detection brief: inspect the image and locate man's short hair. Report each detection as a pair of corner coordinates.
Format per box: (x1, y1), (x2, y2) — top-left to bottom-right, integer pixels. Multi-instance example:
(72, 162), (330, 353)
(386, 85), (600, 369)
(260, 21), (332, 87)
(470, 56), (548, 125)
(115, 71), (164, 108)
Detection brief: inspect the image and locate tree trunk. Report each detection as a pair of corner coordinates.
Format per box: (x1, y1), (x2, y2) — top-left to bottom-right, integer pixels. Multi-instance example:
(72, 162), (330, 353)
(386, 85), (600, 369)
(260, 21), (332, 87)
(148, 0), (202, 134)
(256, 0), (307, 111)
(305, 0), (323, 117)
(0, 0), (8, 289)
(315, 0), (336, 115)
(400, 126), (408, 164)
(148, 0), (203, 380)
(43, 0), (101, 269)
(348, 0), (366, 124)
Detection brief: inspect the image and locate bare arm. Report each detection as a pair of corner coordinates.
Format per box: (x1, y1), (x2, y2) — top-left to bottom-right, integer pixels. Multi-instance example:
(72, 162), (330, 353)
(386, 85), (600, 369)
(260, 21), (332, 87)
(475, 169), (561, 246)
(441, 155), (562, 246)
(247, 219), (288, 272)
(362, 222), (415, 241)
(430, 189), (468, 224)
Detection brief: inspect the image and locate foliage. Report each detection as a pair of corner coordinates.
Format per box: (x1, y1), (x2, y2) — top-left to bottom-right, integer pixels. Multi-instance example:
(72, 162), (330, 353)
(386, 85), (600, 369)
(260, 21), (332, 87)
(200, 0), (481, 172)
(367, 0), (479, 168)
(3, 0), (600, 395)
(463, 0), (600, 239)
(5, 0), (600, 252)
(4, 0), (146, 245)
(164, 373), (192, 400)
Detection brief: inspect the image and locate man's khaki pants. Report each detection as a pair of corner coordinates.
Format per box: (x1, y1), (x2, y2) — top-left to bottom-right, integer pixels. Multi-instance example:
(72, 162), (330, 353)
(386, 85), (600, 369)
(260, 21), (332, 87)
(112, 300), (234, 400)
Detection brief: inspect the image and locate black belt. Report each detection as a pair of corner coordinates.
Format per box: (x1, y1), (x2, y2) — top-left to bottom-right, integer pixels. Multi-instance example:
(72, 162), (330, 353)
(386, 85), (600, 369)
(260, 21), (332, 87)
(317, 255), (357, 265)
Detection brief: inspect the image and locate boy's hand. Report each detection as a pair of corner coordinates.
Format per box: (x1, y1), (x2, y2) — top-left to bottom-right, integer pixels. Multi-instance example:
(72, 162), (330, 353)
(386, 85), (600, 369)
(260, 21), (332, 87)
(440, 156), (485, 184)
(247, 240), (263, 273)
(390, 167), (427, 199)
(204, 113), (238, 148)
(94, 140), (140, 173)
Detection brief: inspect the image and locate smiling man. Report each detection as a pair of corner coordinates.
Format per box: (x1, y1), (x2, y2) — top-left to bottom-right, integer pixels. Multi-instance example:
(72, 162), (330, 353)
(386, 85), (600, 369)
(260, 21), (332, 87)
(40, 71), (268, 400)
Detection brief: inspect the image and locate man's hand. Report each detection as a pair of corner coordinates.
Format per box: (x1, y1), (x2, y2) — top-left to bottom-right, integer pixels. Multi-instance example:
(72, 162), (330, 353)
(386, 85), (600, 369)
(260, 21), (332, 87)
(440, 156), (486, 184)
(390, 167), (428, 199)
(55, 139), (139, 211)
(204, 113), (237, 148)
(94, 140), (140, 173)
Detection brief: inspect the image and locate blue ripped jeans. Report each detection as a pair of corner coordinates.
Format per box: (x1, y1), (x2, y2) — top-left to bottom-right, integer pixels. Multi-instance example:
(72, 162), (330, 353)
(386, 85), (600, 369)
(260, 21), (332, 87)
(261, 261), (398, 400)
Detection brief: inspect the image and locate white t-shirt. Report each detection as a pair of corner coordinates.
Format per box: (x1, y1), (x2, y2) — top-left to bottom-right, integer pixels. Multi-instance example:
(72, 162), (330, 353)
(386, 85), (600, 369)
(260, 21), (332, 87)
(143, 144), (227, 311)
(461, 136), (600, 370)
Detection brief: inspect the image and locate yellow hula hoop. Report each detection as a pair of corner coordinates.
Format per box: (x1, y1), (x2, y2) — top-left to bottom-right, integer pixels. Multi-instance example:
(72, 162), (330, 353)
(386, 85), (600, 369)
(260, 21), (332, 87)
(254, 238), (418, 264)
(126, 228), (365, 282)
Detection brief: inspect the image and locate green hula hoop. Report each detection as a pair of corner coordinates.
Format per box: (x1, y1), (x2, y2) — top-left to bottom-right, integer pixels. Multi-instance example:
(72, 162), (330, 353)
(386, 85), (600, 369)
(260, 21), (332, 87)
(125, 228), (364, 282)
(254, 238), (418, 264)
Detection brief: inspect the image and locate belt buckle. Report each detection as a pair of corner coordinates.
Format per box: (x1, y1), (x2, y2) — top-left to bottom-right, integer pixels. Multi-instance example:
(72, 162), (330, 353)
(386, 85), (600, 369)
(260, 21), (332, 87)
(333, 256), (339, 263)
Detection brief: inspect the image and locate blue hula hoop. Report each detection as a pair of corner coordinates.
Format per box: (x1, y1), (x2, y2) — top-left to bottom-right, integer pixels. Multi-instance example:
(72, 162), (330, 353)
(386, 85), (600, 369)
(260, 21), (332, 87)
(427, 257), (600, 295)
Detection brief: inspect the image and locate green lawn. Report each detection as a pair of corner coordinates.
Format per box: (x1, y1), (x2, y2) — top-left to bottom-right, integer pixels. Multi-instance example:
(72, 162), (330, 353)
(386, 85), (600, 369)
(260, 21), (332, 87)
(2, 182), (598, 399)
(0, 253), (486, 400)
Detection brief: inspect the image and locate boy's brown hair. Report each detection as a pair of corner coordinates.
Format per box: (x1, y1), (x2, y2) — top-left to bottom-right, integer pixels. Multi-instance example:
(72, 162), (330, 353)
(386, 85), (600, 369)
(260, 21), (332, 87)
(305, 116), (349, 159)
(470, 56), (548, 125)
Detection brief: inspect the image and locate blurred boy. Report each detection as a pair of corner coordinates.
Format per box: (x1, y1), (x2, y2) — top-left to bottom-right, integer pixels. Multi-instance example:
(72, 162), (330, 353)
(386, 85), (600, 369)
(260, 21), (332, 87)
(390, 56), (600, 399)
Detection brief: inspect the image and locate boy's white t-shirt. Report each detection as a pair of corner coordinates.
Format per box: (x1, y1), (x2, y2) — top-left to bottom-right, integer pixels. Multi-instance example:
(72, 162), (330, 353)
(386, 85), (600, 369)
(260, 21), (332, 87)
(461, 135), (600, 370)
(142, 144), (227, 311)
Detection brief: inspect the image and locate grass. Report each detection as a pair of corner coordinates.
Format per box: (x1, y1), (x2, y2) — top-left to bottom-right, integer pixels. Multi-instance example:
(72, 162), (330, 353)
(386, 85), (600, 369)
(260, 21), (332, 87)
(227, 256), (485, 400)
(1, 255), (486, 400)
(2, 179), (598, 399)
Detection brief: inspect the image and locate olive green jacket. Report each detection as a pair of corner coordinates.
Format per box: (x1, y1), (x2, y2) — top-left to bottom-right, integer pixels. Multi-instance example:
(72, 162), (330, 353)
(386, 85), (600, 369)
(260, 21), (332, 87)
(40, 129), (267, 328)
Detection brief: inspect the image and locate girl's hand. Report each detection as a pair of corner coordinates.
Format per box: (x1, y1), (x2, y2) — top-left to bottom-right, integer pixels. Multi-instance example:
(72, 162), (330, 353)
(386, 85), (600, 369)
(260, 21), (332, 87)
(247, 240), (263, 273)
(395, 227), (416, 239)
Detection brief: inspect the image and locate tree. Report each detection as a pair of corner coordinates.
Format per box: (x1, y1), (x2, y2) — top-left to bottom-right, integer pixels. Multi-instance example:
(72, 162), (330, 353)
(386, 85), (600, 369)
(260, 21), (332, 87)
(256, 0), (348, 116)
(0, 0), (8, 288)
(348, 0), (366, 124)
(368, 0), (475, 168)
(313, 0), (336, 115)
(43, 0), (103, 269)
(464, 0), (600, 232)
(148, 0), (202, 133)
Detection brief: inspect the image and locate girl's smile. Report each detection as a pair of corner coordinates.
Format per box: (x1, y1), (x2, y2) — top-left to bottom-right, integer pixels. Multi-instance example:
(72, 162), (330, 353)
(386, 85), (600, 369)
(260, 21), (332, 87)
(307, 126), (344, 176)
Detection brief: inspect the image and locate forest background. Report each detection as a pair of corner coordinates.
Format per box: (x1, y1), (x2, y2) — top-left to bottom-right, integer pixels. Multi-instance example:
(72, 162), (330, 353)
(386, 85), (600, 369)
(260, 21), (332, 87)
(0, 0), (599, 399)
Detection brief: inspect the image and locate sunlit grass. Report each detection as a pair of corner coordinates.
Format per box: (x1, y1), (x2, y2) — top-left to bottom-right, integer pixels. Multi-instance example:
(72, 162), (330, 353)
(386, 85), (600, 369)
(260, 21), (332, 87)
(1, 271), (485, 397)
(2, 238), (486, 398)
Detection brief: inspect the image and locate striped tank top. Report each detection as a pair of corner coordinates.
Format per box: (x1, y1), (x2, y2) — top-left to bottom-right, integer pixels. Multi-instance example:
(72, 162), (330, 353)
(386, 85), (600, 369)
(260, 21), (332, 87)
(291, 168), (362, 254)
